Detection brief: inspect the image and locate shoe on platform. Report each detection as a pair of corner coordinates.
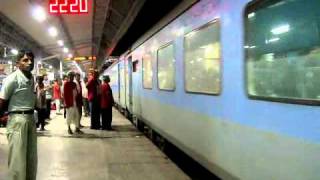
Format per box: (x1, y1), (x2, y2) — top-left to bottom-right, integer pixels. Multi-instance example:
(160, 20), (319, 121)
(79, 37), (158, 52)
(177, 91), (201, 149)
(75, 128), (84, 134)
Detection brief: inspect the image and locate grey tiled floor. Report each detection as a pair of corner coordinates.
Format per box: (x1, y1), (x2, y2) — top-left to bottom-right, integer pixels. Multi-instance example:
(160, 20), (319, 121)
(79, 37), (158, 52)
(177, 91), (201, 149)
(0, 108), (189, 180)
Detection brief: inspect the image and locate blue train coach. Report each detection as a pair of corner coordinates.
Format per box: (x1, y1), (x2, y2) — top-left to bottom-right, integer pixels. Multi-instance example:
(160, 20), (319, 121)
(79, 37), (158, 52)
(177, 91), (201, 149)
(103, 0), (320, 179)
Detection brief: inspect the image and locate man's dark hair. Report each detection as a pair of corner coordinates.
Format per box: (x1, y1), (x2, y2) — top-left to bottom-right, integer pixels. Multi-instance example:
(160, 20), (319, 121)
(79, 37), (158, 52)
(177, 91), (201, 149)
(16, 50), (34, 63)
(37, 75), (44, 82)
(103, 75), (110, 82)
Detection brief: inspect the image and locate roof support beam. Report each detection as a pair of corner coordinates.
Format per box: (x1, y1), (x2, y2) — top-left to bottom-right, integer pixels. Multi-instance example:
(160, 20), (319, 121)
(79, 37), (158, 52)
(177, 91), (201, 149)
(104, 0), (146, 57)
(0, 12), (47, 58)
(92, 0), (111, 60)
(57, 16), (77, 56)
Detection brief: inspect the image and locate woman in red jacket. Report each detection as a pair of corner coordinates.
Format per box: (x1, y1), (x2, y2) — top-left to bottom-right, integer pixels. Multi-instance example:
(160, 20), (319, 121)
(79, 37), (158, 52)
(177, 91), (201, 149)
(100, 75), (114, 130)
(53, 79), (62, 115)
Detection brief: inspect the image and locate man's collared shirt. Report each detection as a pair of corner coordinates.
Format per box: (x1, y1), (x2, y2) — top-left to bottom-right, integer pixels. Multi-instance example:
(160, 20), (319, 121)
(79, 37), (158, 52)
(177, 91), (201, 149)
(0, 69), (36, 112)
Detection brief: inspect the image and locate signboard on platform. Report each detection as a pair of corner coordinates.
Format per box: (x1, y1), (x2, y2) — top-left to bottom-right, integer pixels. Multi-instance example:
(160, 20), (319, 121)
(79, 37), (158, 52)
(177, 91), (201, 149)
(64, 56), (96, 61)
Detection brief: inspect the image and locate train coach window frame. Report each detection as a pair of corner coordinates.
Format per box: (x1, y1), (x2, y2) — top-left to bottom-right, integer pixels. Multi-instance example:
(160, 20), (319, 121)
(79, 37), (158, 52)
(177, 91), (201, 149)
(133, 60), (138, 72)
(157, 42), (176, 91)
(183, 19), (222, 95)
(142, 53), (153, 89)
(245, 0), (320, 105)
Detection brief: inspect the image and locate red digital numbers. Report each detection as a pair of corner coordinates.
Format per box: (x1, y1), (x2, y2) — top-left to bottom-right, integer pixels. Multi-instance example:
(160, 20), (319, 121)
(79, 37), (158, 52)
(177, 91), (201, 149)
(49, 0), (89, 14)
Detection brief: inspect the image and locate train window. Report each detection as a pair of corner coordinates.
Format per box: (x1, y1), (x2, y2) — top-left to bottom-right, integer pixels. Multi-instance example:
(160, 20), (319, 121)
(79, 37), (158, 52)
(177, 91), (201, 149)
(133, 61), (138, 72)
(184, 20), (221, 94)
(157, 43), (175, 91)
(142, 53), (153, 89)
(245, 0), (320, 104)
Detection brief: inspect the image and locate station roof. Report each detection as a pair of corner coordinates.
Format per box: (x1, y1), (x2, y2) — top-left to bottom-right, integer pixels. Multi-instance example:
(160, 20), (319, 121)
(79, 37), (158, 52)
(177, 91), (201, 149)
(0, 0), (182, 73)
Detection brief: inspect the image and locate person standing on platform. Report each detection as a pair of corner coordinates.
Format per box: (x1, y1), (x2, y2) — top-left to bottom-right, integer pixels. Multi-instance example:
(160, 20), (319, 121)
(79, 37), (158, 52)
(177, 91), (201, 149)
(53, 79), (62, 115)
(0, 50), (37, 180)
(43, 75), (52, 120)
(86, 70), (101, 129)
(82, 77), (89, 117)
(61, 75), (68, 119)
(63, 72), (82, 134)
(74, 73), (83, 127)
(35, 76), (47, 131)
(100, 75), (114, 130)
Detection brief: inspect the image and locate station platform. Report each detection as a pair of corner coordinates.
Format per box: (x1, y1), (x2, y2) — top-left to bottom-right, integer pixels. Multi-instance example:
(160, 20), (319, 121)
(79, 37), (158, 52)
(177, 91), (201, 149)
(0, 109), (190, 180)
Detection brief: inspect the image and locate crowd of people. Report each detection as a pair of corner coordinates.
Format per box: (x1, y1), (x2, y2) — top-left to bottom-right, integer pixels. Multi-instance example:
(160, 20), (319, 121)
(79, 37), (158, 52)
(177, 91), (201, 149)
(0, 50), (115, 179)
(34, 70), (115, 134)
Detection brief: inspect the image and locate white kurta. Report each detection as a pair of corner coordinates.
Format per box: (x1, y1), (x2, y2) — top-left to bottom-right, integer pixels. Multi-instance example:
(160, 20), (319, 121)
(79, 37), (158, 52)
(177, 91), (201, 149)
(66, 88), (79, 127)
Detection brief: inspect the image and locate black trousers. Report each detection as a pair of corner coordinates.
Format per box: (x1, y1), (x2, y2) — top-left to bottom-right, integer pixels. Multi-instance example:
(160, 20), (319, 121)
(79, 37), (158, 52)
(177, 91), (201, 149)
(101, 108), (112, 129)
(82, 98), (90, 116)
(36, 108), (46, 129)
(45, 99), (51, 119)
(89, 99), (100, 129)
(78, 106), (82, 125)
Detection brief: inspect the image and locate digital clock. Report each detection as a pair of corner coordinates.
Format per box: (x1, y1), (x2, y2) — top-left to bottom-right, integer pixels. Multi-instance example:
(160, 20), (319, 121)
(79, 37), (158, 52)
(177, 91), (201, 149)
(49, 0), (89, 14)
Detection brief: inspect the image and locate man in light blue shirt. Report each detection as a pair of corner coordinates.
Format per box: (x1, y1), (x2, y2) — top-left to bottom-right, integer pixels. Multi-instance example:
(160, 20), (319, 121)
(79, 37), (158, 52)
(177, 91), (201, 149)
(0, 50), (37, 180)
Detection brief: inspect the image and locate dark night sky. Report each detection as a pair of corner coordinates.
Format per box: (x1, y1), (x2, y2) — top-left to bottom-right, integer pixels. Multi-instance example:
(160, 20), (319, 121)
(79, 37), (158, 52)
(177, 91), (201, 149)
(111, 0), (182, 56)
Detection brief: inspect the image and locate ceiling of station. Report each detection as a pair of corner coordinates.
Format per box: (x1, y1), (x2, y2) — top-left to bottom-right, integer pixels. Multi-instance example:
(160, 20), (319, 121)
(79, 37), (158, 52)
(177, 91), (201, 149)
(0, 0), (143, 73)
(0, 0), (183, 74)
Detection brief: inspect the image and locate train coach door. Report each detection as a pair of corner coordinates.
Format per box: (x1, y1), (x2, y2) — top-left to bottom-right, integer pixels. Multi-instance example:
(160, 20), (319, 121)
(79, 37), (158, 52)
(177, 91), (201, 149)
(126, 56), (133, 114)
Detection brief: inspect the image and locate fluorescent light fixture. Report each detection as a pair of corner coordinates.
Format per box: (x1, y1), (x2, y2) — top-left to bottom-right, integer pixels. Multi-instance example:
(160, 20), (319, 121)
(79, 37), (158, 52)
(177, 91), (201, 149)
(11, 49), (18, 55)
(57, 40), (64, 47)
(244, 45), (250, 49)
(48, 26), (58, 37)
(63, 47), (69, 53)
(68, 53), (73, 58)
(266, 37), (280, 44)
(271, 24), (290, 35)
(49, 65), (53, 69)
(32, 6), (46, 22)
(248, 12), (255, 19)
(250, 46), (256, 49)
(37, 61), (42, 64)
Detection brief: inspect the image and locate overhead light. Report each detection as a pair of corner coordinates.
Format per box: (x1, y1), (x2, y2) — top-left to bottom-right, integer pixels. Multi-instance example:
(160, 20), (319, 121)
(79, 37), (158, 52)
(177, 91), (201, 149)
(266, 37), (280, 44)
(68, 53), (73, 58)
(48, 26), (58, 37)
(245, 45), (256, 49)
(57, 40), (64, 46)
(8, 61), (12, 65)
(37, 61), (42, 64)
(271, 24), (290, 35)
(63, 47), (69, 53)
(49, 65), (53, 69)
(11, 49), (18, 55)
(32, 5), (46, 22)
(248, 12), (255, 19)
